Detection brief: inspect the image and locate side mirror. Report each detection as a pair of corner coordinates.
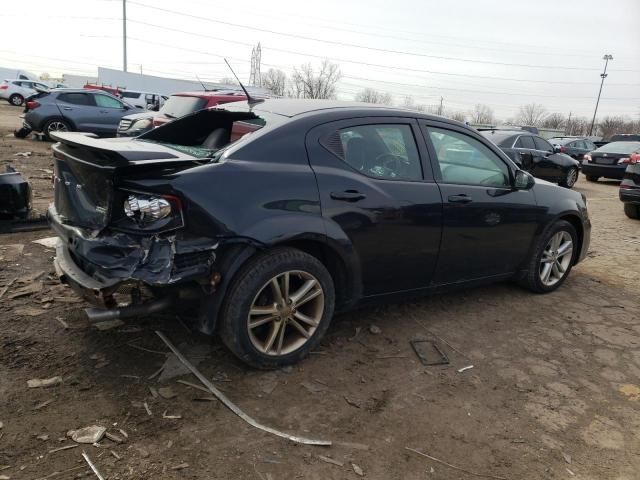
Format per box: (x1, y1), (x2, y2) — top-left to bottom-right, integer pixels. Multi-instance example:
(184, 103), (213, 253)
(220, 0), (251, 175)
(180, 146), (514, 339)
(553, 145), (561, 153)
(514, 170), (535, 190)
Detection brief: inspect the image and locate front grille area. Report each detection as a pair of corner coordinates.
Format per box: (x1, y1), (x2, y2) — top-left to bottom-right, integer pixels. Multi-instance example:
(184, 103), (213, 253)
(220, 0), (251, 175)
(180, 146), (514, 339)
(173, 250), (214, 273)
(118, 119), (133, 131)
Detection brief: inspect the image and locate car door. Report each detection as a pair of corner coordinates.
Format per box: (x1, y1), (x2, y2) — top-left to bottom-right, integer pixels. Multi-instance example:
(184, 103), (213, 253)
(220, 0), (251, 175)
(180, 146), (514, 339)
(55, 92), (98, 131)
(532, 136), (562, 179)
(513, 135), (537, 174)
(306, 117), (443, 296)
(421, 122), (539, 284)
(93, 93), (129, 134)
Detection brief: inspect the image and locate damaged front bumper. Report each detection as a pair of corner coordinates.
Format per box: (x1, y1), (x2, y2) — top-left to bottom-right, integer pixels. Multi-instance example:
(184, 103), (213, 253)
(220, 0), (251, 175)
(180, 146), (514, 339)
(49, 204), (219, 307)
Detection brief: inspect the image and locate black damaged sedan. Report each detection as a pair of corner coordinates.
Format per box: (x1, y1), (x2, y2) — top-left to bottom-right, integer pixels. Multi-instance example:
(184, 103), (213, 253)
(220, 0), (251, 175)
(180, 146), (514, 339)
(49, 99), (591, 368)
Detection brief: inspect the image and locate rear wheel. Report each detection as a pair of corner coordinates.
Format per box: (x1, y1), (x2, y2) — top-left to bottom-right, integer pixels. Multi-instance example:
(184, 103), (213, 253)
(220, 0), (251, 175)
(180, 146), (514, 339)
(624, 203), (640, 219)
(43, 119), (71, 140)
(559, 167), (578, 188)
(517, 220), (577, 293)
(586, 174), (599, 182)
(9, 94), (24, 106)
(219, 248), (335, 369)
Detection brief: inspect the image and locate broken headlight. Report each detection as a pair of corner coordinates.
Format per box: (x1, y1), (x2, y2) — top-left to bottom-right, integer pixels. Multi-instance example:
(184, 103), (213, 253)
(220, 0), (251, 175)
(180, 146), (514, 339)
(114, 192), (184, 232)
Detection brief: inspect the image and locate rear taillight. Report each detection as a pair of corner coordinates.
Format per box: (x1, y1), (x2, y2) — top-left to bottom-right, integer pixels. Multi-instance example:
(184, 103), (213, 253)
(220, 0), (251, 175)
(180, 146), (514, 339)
(26, 100), (40, 110)
(583, 154), (591, 163)
(0, 84), (8, 90)
(560, 146), (567, 153)
(629, 153), (640, 165)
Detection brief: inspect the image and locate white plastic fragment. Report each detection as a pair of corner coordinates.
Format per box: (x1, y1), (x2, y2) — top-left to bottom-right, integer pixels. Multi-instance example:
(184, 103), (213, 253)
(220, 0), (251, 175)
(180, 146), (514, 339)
(457, 365), (474, 373)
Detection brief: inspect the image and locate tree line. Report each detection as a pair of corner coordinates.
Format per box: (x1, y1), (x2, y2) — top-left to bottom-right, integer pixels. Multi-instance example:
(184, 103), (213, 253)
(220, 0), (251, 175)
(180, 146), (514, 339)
(251, 61), (639, 138)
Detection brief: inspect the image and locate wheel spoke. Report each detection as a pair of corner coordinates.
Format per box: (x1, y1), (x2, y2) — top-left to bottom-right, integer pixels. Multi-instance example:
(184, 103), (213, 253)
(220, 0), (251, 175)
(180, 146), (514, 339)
(250, 305), (278, 316)
(295, 287), (322, 307)
(249, 314), (278, 329)
(276, 322), (287, 355)
(290, 279), (317, 304)
(541, 262), (552, 283)
(556, 260), (566, 274)
(288, 317), (311, 338)
(293, 311), (319, 327)
(263, 321), (282, 353)
(270, 278), (284, 305)
(557, 240), (572, 257)
(550, 233), (561, 251)
(541, 252), (554, 263)
(551, 262), (561, 280)
(281, 272), (290, 303)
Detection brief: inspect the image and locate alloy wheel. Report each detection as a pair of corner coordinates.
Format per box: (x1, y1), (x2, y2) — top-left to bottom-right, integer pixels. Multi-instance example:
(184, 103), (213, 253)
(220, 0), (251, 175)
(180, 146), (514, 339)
(539, 231), (573, 286)
(566, 168), (578, 187)
(247, 270), (324, 356)
(10, 95), (23, 106)
(47, 121), (68, 134)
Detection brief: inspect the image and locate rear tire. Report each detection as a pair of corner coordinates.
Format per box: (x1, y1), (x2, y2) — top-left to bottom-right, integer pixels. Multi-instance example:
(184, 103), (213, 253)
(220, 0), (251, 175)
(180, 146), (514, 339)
(624, 203), (640, 219)
(9, 94), (24, 107)
(43, 119), (71, 141)
(559, 167), (578, 188)
(219, 248), (335, 369)
(586, 174), (599, 182)
(516, 220), (577, 293)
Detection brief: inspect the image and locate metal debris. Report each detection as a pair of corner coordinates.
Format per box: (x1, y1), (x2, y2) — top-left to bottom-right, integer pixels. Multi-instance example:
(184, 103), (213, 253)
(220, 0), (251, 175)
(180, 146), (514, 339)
(27, 377), (62, 388)
(155, 330), (332, 446)
(48, 444), (78, 454)
(410, 340), (449, 366)
(31, 237), (59, 249)
(318, 455), (344, 467)
(82, 451), (105, 480)
(71, 426), (106, 444)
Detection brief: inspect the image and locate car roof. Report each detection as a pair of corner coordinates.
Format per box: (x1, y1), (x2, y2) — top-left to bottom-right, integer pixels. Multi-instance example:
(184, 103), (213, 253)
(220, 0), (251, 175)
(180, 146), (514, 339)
(171, 90), (248, 98)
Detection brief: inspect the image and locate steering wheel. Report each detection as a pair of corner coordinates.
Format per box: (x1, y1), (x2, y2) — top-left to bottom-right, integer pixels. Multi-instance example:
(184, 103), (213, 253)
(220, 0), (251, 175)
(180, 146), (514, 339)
(373, 153), (409, 178)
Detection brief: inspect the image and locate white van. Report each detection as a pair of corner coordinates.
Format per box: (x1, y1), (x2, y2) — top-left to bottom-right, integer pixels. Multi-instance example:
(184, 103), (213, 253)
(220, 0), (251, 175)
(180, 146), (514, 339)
(120, 91), (168, 111)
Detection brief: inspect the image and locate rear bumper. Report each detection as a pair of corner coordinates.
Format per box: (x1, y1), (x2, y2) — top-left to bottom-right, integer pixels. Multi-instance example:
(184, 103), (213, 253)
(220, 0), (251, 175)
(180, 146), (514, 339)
(619, 188), (640, 204)
(582, 163), (626, 179)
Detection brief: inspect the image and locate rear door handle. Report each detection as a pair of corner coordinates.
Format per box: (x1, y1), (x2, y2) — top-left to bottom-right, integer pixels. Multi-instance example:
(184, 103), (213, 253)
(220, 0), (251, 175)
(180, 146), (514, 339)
(448, 194), (472, 204)
(330, 190), (367, 202)
(62, 107), (72, 111)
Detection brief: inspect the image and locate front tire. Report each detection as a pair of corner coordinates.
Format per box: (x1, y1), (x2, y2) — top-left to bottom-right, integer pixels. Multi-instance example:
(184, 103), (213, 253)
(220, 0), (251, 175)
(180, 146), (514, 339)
(624, 203), (640, 219)
(559, 167), (578, 188)
(586, 174), (599, 182)
(43, 118), (71, 141)
(517, 220), (577, 293)
(9, 94), (24, 106)
(219, 248), (335, 369)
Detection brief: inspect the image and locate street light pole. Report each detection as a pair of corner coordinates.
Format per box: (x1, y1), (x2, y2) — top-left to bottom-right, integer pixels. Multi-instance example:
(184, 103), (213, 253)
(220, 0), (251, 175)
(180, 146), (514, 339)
(122, 0), (128, 72)
(589, 54), (613, 136)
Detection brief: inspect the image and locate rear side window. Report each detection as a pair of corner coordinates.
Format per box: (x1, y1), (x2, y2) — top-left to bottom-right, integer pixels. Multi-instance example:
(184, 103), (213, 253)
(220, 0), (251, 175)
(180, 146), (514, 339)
(57, 93), (94, 106)
(533, 136), (553, 152)
(94, 94), (123, 109)
(160, 96), (207, 118)
(516, 136), (536, 149)
(323, 124), (423, 181)
(121, 91), (141, 99)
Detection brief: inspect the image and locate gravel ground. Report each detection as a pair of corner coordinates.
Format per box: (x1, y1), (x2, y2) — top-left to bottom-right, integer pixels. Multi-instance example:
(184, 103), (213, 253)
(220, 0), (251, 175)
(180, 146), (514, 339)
(1, 102), (639, 480)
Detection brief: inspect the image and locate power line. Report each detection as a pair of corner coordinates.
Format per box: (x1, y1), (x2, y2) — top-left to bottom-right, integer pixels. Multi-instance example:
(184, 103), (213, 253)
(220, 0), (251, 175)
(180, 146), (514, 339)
(127, 1), (640, 73)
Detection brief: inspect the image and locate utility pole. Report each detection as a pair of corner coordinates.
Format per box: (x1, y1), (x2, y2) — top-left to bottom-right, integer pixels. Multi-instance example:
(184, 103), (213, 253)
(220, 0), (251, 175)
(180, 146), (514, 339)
(437, 96), (443, 116)
(589, 54), (613, 136)
(122, 0), (128, 72)
(566, 111), (572, 135)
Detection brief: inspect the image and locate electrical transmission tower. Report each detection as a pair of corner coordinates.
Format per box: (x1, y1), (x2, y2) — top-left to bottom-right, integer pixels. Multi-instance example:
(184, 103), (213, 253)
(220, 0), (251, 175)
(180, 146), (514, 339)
(249, 43), (262, 87)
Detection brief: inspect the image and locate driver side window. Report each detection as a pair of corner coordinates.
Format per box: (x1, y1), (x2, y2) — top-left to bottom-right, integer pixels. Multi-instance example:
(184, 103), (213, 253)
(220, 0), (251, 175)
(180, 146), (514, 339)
(327, 124), (422, 181)
(427, 127), (510, 188)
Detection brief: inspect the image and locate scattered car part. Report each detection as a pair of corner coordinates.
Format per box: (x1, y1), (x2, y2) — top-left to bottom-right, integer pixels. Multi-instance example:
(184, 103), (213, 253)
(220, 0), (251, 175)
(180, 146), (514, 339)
(0, 166), (31, 219)
(410, 340), (450, 366)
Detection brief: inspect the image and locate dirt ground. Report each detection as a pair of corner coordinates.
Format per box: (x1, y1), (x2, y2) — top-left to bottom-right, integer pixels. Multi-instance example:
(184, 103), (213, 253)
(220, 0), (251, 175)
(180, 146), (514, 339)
(1, 101), (639, 480)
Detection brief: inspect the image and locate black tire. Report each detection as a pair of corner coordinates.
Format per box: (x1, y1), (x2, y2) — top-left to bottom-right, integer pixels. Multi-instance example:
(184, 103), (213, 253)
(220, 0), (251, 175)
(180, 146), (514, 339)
(42, 118), (71, 141)
(559, 167), (578, 188)
(9, 94), (24, 107)
(516, 220), (578, 294)
(624, 203), (640, 219)
(585, 175), (599, 182)
(219, 248), (335, 369)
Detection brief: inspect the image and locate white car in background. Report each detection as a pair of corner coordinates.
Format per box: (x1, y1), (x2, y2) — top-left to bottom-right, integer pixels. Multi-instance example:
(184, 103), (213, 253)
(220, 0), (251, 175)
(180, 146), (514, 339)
(119, 90), (168, 111)
(0, 79), (50, 106)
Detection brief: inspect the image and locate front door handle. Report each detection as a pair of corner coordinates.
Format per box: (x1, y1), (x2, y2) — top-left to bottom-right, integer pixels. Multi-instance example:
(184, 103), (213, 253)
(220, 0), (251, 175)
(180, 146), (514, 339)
(330, 190), (366, 202)
(62, 107), (72, 111)
(448, 194), (472, 204)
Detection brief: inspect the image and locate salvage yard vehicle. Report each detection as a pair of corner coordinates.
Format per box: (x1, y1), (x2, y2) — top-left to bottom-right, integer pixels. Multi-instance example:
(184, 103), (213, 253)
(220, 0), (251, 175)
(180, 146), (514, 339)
(119, 90), (168, 110)
(23, 88), (142, 140)
(548, 136), (597, 162)
(582, 141), (640, 182)
(479, 129), (581, 188)
(117, 90), (250, 137)
(49, 99), (591, 368)
(0, 79), (50, 106)
(619, 152), (640, 219)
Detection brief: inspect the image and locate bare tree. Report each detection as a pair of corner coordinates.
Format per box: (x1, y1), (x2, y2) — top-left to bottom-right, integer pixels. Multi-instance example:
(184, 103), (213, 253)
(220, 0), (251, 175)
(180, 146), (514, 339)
(355, 88), (392, 105)
(261, 68), (287, 97)
(516, 104), (547, 126)
(289, 60), (341, 99)
(402, 95), (426, 112)
(566, 116), (589, 136)
(542, 113), (565, 129)
(219, 77), (237, 86)
(598, 116), (631, 138)
(447, 111), (467, 123)
(470, 104), (494, 124)
(40, 72), (51, 81)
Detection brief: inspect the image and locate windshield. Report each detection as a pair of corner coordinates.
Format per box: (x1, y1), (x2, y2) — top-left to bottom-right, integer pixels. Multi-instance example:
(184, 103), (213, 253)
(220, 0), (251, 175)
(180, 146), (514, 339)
(160, 95), (207, 119)
(479, 130), (517, 147)
(595, 141), (640, 154)
(549, 137), (577, 145)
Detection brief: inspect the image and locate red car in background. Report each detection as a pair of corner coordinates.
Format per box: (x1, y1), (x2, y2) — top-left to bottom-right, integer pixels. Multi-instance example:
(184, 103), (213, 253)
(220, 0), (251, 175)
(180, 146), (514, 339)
(83, 83), (123, 97)
(117, 90), (249, 137)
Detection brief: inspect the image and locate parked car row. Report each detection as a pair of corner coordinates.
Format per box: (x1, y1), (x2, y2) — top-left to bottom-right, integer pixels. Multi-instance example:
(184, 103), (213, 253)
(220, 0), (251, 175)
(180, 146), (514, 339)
(1, 79), (51, 106)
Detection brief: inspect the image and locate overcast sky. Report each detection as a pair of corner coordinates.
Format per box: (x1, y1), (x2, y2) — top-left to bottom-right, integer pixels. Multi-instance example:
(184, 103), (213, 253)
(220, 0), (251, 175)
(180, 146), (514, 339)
(1, 0), (639, 119)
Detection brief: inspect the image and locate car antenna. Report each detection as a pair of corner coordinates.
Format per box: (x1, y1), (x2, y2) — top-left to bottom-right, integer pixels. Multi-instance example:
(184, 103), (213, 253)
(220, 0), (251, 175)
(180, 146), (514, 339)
(195, 75), (208, 92)
(224, 58), (264, 107)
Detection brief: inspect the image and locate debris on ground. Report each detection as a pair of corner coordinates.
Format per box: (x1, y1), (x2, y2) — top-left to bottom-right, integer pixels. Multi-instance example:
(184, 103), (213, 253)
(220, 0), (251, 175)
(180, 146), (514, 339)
(13, 151), (32, 157)
(33, 399), (53, 410)
(457, 365), (474, 373)
(562, 452), (572, 464)
(352, 463), (364, 476)
(82, 450), (105, 480)
(71, 426), (106, 444)
(162, 410), (182, 419)
(301, 381), (329, 394)
(158, 387), (177, 399)
(410, 339), (449, 366)
(369, 325), (382, 335)
(143, 402), (152, 416)
(105, 432), (125, 444)
(8, 281), (43, 300)
(157, 341), (211, 382)
(171, 463), (189, 471)
(318, 455), (344, 467)
(14, 306), (48, 317)
(49, 444), (78, 454)
(27, 376), (62, 388)
(344, 396), (362, 408)
(405, 447), (507, 480)
(93, 319), (125, 331)
(55, 317), (69, 329)
(31, 237), (58, 249)
(155, 330), (332, 446)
